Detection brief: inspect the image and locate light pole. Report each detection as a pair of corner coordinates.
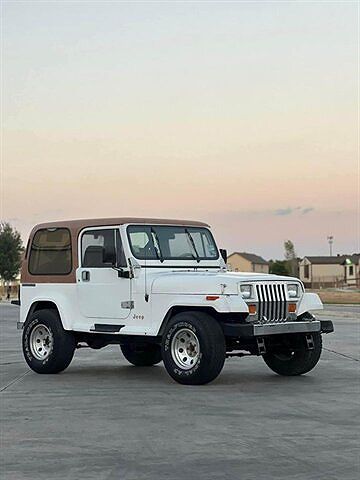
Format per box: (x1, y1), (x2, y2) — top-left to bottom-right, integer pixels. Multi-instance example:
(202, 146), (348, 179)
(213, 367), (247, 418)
(327, 235), (334, 256)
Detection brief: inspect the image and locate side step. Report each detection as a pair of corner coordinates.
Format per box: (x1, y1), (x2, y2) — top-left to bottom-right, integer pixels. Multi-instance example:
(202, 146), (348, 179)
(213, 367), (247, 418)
(90, 324), (124, 333)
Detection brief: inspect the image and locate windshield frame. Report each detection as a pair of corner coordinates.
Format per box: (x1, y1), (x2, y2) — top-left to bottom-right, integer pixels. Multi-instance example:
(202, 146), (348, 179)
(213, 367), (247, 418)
(126, 225), (220, 262)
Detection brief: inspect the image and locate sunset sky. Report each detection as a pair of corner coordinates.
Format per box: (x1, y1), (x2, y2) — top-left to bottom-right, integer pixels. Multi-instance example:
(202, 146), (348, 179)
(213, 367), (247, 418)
(2, 1), (358, 259)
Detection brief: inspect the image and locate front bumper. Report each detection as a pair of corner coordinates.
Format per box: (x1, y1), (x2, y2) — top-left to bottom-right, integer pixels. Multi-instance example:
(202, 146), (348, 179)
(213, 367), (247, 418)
(222, 319), (334, 337)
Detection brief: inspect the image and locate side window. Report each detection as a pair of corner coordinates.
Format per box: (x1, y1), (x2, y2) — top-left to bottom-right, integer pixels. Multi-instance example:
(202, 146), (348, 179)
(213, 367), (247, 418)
(29, 228), (72, 275)
(81, 229), (126, 268)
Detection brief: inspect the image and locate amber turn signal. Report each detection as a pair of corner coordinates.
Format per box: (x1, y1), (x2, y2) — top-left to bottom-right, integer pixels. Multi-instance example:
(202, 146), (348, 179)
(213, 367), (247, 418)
(288, 303), (296, 313)
(206, 295), (219, 301)
(248, 304), (257, 315)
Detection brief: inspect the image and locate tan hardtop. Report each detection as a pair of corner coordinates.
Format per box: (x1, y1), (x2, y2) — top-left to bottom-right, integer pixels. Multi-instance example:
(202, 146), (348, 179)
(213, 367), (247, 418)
(32, 217), (210, 235)
(22, 218), (210, 284)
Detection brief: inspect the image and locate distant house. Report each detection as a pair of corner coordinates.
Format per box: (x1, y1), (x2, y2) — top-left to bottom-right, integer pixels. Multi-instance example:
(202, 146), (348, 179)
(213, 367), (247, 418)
(299, 254), (360, 288)
(343, 254), (360, 287)
(227, 252), (269, 273)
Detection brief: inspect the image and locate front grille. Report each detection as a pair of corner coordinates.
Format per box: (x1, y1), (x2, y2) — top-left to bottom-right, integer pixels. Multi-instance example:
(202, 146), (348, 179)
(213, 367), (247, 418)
(255, 283), (288, 323)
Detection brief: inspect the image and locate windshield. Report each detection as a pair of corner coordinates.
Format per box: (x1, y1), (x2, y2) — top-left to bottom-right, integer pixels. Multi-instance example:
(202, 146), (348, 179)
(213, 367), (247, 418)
(127, 225), (219, 261)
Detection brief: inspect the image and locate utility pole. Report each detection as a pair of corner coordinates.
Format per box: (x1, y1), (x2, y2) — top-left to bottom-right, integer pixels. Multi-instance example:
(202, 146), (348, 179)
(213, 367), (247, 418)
(327, 235), (334, 256)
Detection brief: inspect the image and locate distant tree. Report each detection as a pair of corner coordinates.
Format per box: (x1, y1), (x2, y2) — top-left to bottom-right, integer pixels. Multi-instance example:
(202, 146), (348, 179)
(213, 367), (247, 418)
(284, 240), (299, 277)
(284, 240), (296, 261)
(0, 222), (23, 283)
(269, 260), (290, 276)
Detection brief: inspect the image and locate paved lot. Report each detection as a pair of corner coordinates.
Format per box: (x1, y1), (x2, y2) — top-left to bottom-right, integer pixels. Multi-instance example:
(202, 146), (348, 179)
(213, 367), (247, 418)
(1, 303), (359, 480)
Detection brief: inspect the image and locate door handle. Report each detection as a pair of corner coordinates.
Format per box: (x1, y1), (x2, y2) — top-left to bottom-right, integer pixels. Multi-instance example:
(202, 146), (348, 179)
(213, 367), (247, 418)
(82, 271), (90, 282)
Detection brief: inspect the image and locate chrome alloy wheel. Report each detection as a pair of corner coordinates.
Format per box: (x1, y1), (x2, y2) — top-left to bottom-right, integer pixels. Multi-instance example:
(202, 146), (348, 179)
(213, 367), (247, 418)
(29, 324), (53, 360)
(171, 328), (200, 370)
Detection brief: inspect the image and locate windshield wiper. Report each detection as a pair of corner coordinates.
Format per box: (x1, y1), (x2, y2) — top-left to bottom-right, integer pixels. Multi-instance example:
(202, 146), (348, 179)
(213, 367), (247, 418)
(185, 229), (200, 263)
(150, 227), (164, 263)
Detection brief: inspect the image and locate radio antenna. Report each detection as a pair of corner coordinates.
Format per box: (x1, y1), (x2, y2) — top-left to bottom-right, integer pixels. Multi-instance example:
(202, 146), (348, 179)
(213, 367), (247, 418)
(144, 231), (149, 302)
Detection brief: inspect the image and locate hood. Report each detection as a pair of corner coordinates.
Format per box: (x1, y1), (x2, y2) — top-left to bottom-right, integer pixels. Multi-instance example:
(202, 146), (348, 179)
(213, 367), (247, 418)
(150, 270), (300, 295)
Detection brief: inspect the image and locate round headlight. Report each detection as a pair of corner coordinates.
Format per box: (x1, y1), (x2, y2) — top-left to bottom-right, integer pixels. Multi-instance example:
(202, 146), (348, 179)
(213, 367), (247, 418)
(287, 283), (300, 298)
(240, 284), (252, 299)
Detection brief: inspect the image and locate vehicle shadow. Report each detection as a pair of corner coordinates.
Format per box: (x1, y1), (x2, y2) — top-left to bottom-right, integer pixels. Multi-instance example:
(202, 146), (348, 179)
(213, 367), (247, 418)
(62, 361), (320, 388)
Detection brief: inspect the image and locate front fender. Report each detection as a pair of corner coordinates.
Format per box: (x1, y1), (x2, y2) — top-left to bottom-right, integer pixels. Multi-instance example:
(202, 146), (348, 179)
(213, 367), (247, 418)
(219, 295), (249, 313)
(162, 294), (249, 314)
(152, 293), (249, 335)
(297, 292), (323, 316)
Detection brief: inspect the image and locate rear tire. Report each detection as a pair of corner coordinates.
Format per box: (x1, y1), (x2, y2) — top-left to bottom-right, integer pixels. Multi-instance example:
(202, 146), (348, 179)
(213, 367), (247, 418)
(120, 343), (162, 366)
(22, 309), (76, 374)
(263, 333), (322, 376)
(161, 311), (226, 385)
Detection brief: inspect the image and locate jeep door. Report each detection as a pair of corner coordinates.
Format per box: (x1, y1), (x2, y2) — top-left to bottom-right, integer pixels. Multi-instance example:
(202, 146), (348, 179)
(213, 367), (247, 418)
(77, 227), (131, 320)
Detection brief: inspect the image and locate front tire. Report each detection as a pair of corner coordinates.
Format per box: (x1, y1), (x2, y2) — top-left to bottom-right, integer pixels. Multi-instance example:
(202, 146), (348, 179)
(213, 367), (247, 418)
(161, 311), (226, 385)
(263, 333), (322, 376)
(22, 309), (76, 374)
(120, 343), (162, 366)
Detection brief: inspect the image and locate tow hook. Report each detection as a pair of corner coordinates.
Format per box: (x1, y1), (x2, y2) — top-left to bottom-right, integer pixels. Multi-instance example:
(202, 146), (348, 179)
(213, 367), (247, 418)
(305, 334), (314, 350)
(257, 337), (266, 355)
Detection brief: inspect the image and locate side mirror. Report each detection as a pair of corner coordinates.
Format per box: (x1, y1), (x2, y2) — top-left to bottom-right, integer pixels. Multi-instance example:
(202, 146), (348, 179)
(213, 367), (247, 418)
(220, 249), (227, 263)
(117, 269), (130, 279)
(111, 262), (130, 278)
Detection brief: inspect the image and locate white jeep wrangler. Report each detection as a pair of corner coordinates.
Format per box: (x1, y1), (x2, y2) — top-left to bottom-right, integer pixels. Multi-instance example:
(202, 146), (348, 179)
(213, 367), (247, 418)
(19, 217), (333, 385)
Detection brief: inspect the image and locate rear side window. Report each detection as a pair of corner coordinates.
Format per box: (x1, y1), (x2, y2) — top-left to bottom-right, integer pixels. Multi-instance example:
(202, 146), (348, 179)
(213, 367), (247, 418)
(29, 228), (72, 275)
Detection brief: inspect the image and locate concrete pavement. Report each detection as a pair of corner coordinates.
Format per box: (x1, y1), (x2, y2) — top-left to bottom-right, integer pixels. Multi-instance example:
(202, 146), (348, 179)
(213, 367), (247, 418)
(1, 304), (359, 480)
